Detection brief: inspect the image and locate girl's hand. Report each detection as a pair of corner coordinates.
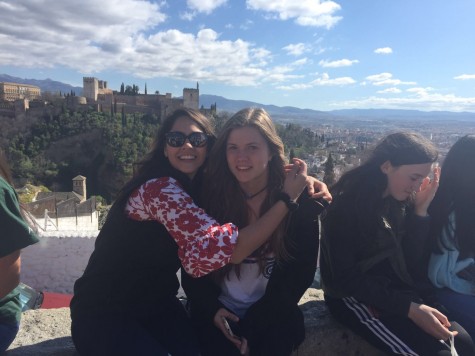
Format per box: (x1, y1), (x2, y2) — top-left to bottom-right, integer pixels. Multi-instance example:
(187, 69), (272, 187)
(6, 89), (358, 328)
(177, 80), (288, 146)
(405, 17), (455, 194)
(408, 302), (456, 340)
(283, 158), (308, 201)
(213, 308), (243, 349)
(305, 176), (332, 203)
(414, 165), (440, 216)
(239, 337), (250, 356)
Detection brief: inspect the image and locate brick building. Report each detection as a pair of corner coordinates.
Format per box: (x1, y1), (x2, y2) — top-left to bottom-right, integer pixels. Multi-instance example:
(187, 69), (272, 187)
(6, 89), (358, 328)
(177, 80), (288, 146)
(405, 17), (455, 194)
(0, 82), (41, 101)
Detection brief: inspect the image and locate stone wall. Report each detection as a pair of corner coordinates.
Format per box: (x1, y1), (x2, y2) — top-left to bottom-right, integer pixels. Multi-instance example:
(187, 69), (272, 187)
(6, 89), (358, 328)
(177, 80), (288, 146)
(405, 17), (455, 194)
(6, 289), (382, 355)
(21, 232), (98, 293)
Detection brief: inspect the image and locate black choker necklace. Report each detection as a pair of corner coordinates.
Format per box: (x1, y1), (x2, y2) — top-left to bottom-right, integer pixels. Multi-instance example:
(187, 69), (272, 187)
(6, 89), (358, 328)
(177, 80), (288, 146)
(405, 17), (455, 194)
(243, 185), (268, 200)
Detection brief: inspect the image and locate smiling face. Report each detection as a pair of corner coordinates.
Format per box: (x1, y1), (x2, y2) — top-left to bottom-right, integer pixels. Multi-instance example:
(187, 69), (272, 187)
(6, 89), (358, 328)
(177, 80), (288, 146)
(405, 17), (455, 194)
(381, 161), (433, 201)
(164, 116), (207, 179)
(226, 126), (272, 190)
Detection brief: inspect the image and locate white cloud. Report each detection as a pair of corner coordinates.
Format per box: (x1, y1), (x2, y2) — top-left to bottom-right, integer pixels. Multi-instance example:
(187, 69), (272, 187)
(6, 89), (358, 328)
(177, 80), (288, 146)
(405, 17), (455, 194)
(180, 11), (196, 21)
(334, 92), (475, 112)
(406, 87), (434, 96)
(0, 0), (166, 72)
(319, 58), (359, 68)
(0, 0), (309, 87)
(454, 74), (475, 80)
(377, 88), (401, 94)
(366, 73), (392, 82)
(240, 19), (254, 30)
(374, 47), (393, 54)
(312, 73), (355, 86)
(366, 73), (416, 86)
(187, 0), (227, 14)
(282, 43), (309, 56)
(292, 58), (309, 66)
(277, 83), (313, 90)
(246, 0), (342, 29)
(278, 72), (355, 90)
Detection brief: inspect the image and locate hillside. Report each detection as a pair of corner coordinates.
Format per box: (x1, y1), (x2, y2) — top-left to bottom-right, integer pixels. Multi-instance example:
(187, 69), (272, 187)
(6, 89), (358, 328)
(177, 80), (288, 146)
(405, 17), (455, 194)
(1, 106), (159, 202)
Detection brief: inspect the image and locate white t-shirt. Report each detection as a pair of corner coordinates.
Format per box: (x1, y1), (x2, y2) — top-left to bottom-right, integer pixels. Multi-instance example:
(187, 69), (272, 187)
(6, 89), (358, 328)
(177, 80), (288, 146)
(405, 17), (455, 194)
(218, 254), (275, 318)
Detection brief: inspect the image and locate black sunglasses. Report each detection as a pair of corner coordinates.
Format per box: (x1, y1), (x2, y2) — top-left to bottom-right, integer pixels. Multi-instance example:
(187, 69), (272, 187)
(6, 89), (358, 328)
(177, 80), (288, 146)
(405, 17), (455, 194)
(165, 131), (209, 148)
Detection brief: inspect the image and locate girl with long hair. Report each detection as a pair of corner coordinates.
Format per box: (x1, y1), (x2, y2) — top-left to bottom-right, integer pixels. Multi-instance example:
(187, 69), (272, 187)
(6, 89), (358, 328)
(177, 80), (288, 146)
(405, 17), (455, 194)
(70, 108), (309, 355)
(0, 150), (39, 352)
(320, 132), (475, 355)
(428, 135), (475, 340)
(182, 108), (330, 356)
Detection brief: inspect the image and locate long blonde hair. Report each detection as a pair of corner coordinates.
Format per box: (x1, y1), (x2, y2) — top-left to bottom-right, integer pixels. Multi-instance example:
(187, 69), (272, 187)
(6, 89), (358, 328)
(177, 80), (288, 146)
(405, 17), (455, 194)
(203, 108), (290, 277)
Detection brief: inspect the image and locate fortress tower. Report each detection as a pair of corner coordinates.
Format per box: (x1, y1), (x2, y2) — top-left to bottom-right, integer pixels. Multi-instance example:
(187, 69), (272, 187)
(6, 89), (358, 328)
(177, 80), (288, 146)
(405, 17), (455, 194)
(83, 77), (98, 101)
(83, 77), (112, 101)
(183, 82), (199, 110)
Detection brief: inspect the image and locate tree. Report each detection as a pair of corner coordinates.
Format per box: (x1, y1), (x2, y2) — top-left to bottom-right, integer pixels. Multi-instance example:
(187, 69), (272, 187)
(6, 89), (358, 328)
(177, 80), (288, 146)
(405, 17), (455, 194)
(121, 106), (126, 127)
(120, 83), (125, 94)
(289, 148), (295, 161)
(212, 111), (230, 134)
(323, 152), (336, 186)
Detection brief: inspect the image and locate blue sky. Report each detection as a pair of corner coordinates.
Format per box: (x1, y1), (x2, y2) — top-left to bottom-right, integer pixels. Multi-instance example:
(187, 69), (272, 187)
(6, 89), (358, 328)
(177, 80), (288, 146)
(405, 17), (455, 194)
(1, 0), (474, 112)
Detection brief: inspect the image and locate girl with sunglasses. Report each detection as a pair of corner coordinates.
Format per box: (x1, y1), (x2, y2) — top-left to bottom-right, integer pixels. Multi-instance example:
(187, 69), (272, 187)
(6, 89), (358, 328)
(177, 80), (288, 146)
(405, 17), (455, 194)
(182, 108), (330, 356)
(70, 108), (317, 355)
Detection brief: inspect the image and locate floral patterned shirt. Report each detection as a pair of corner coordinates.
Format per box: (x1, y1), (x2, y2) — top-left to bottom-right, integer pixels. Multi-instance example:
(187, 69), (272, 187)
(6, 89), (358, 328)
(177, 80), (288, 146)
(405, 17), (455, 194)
(125, 177), (238, 277)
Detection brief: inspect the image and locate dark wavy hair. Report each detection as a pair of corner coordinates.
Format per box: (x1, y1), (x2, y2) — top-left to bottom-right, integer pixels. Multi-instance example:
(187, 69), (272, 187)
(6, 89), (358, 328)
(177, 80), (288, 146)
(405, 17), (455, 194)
(203, 108), (290, 276)
(429, 135), (475, 256)
(328, 131), (438, 232)
(116, 108), (215, 203)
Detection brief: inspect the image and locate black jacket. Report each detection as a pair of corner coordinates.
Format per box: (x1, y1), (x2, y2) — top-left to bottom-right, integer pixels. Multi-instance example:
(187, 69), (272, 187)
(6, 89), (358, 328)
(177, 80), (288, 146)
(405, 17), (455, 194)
(320, 195), (432, 316)
(182, 194), (322, 348)
(71, 166), (197, 320)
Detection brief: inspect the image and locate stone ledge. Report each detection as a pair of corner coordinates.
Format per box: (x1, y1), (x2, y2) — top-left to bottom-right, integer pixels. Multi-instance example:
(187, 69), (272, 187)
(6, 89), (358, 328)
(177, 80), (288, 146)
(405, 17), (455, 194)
(294, 288), (383, 356)
(6, 289), (382, 355)
(6, 308), (78, 356)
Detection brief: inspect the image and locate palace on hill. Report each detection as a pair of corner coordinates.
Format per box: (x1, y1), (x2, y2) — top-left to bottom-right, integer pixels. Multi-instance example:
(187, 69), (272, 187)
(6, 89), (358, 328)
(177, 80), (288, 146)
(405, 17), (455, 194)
(0, 82), (41, 101)
(0, 77), (216, 119)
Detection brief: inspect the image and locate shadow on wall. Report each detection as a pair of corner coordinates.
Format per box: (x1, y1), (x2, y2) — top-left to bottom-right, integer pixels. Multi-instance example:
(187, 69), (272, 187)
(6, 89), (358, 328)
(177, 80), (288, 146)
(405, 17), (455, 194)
(5, 336), (78, 356)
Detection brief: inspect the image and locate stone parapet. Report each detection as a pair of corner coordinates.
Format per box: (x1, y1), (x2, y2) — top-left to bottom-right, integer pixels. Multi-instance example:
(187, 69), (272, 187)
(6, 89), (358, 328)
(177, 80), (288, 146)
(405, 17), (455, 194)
(293, 288), (382, 356)
(7, 289), (382, 355)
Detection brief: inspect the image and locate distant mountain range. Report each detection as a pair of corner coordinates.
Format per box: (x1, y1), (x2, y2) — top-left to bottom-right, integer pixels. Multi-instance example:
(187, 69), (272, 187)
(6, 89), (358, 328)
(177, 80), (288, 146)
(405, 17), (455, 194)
(200, 94), (475, 123)
(2, 74), (475, 123)
(0, 74), (83, 96)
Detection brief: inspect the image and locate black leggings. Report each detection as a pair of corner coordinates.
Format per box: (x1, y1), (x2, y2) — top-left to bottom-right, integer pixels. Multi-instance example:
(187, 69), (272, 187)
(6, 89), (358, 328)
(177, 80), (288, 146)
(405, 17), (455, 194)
(191, 307), (304, 356)
(325, 295), (475, 356)
(71, 297), (199, 356)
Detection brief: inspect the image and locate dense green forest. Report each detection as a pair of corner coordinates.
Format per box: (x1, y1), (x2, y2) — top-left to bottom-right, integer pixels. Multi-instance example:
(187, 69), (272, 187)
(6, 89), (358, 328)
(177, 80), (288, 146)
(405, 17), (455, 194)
(4, 108), (328, 203)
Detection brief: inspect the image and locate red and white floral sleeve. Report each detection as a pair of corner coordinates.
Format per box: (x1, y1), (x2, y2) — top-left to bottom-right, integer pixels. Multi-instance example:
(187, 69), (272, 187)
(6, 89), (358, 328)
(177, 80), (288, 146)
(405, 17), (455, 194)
(125, 177), (238, 277)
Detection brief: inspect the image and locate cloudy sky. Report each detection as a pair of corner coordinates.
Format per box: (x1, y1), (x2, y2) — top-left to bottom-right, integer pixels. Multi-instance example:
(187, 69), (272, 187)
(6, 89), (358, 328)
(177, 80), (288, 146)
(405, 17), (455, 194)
(1, 0), (474, 112)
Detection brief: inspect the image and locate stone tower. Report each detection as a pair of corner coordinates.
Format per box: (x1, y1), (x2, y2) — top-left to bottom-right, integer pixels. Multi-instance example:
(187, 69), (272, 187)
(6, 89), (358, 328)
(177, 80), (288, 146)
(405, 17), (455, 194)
(83, 77), (98, 101)
(72, 175), (87, 202)
(182, 82), (199, 110)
